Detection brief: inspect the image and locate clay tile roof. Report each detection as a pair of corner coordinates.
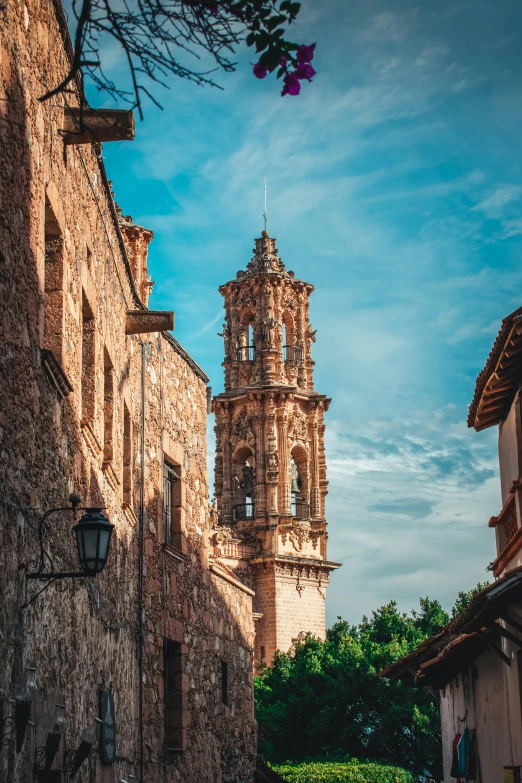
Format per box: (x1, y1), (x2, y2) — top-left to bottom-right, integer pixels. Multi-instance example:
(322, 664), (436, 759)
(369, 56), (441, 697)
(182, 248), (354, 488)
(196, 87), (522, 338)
(468, 306), (522, 431)
(378, 566), (522, 689)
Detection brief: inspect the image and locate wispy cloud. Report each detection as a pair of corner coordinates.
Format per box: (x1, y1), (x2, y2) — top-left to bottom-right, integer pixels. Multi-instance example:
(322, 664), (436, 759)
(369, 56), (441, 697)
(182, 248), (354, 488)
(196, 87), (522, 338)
(473, 184), (522, 218)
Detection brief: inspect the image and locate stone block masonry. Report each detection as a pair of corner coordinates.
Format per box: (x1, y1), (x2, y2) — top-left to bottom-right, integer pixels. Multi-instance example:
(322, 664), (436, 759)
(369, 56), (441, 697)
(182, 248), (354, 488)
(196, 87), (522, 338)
(0, 0), (256, 780)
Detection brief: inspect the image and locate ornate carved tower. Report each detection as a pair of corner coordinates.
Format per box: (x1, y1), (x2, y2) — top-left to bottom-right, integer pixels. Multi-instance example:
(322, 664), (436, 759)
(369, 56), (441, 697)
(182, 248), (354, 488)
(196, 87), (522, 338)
(212, 231), (340, 667)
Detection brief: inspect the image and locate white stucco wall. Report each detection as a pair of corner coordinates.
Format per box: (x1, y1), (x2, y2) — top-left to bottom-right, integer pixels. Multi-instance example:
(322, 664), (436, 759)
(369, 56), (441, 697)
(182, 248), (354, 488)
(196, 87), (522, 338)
(498, 396), (520, 505)
(439, 627), (522, 783)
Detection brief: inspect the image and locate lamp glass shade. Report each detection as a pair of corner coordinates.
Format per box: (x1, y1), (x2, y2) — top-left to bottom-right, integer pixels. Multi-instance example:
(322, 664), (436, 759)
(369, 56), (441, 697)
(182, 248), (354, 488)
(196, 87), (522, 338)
(42, 704), (66, 735)
(16, 667), (37, 702)
(73, 509), (114, 575)
(82, 717), (103, 745)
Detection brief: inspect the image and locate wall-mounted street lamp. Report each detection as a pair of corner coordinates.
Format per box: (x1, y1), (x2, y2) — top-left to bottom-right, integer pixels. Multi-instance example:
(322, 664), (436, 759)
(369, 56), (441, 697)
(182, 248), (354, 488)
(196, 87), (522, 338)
(21, 495), (114, 608)
(65, 717), (103, 778)
(35, 703), (66, 775)
(14, 668), (37, 753)
(72, 508), (114, 576)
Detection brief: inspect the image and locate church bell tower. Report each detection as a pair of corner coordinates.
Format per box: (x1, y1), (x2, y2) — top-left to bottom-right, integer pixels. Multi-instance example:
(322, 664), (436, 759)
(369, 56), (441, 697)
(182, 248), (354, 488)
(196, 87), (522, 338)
(212, 231), (340, 667)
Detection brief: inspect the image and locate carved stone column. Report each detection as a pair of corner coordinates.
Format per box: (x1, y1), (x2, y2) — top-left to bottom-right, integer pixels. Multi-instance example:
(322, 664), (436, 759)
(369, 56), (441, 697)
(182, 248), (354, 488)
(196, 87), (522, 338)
(296, 293), (307, 389)
(278, 407), (291, 515)
(265, 394), (279, 516)
(310, 406), (321, 519)
(221, 420), (233, 525)
(253, 399), (266, 516)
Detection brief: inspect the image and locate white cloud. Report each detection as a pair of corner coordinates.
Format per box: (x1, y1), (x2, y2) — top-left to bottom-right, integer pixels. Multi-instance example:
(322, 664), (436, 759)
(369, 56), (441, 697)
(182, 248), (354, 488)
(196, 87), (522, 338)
(473, 184), (522, 218)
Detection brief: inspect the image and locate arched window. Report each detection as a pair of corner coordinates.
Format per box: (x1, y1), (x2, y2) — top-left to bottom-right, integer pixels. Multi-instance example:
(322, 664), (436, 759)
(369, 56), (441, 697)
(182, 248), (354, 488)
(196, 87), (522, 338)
(283, 314), (300, 363)
(232, 447), (255, 521)
(290, 447), (309, 520)
(238, 313), (255, 361)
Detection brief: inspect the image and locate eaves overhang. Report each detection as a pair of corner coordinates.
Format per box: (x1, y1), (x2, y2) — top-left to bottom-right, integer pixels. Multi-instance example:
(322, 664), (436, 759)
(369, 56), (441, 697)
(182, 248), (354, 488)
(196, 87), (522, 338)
(379, 565), (522, 689)
(468, 307), (522, 431)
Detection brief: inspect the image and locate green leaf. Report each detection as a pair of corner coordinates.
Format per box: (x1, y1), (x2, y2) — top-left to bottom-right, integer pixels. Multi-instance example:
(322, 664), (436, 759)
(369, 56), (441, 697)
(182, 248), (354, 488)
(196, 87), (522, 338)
(265, 14), (286, 31)
(246, 31), (256, 47)
(255, 31), (270, 52)
(258, 46), (282, 71)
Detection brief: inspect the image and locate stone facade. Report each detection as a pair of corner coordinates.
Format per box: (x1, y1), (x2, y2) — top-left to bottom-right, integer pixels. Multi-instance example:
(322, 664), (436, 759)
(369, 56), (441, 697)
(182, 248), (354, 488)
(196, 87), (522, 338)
(213, 231), (341, 668)
(0, 0), (256, 780)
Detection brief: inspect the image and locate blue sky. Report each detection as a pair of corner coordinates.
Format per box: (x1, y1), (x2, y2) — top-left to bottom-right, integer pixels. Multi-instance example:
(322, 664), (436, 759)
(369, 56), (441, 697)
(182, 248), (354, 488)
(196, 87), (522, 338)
(94, 0), (522, 624)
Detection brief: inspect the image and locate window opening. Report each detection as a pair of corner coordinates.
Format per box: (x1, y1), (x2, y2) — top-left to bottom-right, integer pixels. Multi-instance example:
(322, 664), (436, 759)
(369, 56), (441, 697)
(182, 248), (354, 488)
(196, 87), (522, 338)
(163, 460), (181, 547)
(123, 403), (132, 506)
(290, 452), (309, 519)
(44, 198), (64, 362)
(81, 292), (96, 424)
(233, 451), (255, 522)
(103, 348), (114, 463)
(164, 639), (183, 749)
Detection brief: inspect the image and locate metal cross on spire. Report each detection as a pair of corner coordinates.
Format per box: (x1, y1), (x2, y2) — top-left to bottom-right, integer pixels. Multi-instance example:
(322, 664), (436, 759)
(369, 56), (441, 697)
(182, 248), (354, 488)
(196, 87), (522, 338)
(263, 177), (267, 232)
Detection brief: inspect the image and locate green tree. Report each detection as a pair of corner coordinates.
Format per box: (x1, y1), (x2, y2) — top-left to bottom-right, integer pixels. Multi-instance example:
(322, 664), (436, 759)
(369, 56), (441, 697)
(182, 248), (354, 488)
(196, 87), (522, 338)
(451, 582), (490, 618)
(255, 598), (450, 780)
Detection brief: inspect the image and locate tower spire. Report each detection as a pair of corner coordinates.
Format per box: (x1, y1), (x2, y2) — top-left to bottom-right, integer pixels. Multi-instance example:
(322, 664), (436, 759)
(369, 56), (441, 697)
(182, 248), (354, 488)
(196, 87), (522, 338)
(263, 177), (267, 232)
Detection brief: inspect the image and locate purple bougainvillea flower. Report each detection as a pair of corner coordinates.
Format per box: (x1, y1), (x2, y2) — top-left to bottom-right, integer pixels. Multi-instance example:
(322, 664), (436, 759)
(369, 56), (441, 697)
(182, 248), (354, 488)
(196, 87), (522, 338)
(281, 72), (301, 96)
(279, 55), (288, 66)
(296, 43), (316, 63)
(295, 63), (316, 81)
(253, 63), (268, 79)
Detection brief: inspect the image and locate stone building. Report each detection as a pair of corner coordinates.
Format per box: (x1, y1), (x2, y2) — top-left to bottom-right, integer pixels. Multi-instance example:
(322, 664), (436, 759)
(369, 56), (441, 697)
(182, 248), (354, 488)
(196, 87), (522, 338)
(0, 0), (256, 780)
(380, 305), (522, 782)
(212, 231), (340, 667)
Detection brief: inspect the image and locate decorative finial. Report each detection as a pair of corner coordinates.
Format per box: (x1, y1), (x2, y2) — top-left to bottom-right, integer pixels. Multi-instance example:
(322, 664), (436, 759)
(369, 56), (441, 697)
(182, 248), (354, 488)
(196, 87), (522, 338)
(263, 177), (267, 232)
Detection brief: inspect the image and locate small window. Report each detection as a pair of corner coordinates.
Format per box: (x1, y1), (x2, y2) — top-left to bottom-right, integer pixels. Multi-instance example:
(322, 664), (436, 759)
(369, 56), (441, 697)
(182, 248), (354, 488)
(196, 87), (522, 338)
(81, 292), (96, 424)
(163, 460), (181, 547)
(221, 660), (229, 706)
(103, 349), (114, 463)
(123, 403), (132, 506)
(164, 639), (183, 749)
(43, 198), (64, 362)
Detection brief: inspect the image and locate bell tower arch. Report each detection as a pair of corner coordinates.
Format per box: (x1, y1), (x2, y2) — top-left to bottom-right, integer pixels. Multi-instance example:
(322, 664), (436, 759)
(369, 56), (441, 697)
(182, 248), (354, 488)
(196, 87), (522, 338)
(212, 231), (340, 667)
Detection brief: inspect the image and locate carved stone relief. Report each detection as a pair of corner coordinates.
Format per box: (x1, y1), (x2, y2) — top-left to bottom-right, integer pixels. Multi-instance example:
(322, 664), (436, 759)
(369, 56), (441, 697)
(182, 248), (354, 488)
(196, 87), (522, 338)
(289, 411), (309, 442)
(232, 408), (256, 445)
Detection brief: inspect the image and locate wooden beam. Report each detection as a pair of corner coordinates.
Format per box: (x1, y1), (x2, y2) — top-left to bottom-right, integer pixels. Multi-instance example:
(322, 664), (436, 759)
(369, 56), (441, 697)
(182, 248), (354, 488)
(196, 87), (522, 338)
(495, 366), (521, 381)
(482, 619), (522, 648)
(482, 389), (515, 404)
(498, 611), (522, 636)
(475, 420), (500, 432)
(476, 414), (505, 430)
(504, 344), (522, 359)
(498, 354), (522, 371)
(475, 629), (511, 666)
(487, 379), (517, 394)
(125, 310), (174, 335)
(62, 108), (135, 145)
(479, 401), (509, 416)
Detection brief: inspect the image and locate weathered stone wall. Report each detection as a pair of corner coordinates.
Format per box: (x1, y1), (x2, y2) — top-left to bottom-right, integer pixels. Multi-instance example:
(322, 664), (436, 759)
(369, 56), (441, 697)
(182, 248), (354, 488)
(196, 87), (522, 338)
(0, 0), (256, 780)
